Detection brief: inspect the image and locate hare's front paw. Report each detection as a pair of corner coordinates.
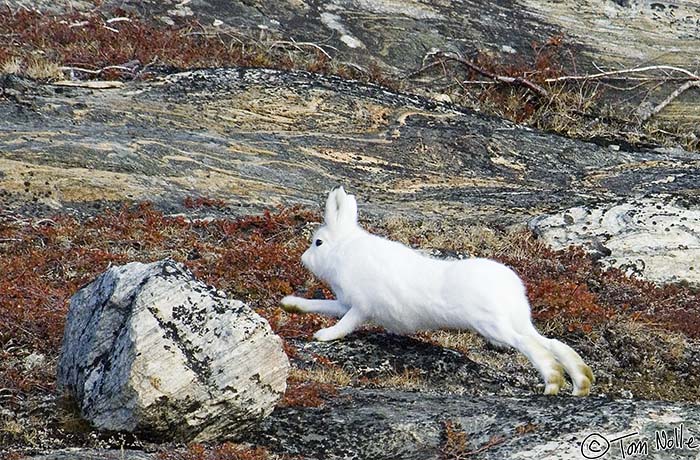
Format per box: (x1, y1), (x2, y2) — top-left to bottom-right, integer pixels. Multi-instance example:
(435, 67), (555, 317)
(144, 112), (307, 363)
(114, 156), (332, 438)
(313, 327), (343, 342)
(281, 296), (304, 313)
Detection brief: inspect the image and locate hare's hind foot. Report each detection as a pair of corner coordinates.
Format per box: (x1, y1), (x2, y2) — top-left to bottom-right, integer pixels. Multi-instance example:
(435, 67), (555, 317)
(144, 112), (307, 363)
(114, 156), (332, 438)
(543, 363), (565, 395)
(572, 364), (595, 396)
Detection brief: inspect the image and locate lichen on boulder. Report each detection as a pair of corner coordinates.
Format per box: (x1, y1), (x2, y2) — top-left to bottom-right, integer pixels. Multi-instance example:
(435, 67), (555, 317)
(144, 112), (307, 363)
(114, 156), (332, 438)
(57, 259), (289, 442)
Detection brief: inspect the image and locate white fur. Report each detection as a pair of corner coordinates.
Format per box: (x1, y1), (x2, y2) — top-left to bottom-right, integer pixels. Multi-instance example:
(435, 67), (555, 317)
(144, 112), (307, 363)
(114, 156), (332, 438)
(281, 187), (594, 396)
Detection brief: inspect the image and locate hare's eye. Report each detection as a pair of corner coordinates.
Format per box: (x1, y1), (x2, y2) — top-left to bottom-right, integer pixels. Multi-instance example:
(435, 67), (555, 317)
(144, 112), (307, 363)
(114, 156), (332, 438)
(315, 239), (323, 247)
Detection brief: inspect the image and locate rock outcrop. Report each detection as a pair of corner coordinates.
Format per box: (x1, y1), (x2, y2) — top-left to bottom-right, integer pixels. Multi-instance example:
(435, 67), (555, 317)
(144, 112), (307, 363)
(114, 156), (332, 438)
(7, 0), (699, 128)
(258, 388), (700, 460)
(2, 68), (698, 284)
(28, 449), (156, 460)
(530, 195), (700, 285)
(57, 259), (289, 442)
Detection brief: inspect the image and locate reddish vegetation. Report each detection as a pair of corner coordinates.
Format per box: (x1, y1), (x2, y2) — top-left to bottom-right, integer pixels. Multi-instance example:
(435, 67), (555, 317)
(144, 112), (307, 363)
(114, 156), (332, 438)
(470, 36), (569, 122)
(0, 8), (297, 79)
(498, 238), (700, 336)
(439, 419), (506, 459)
(0, 7), (396, 86)
(279, 375), (338, 408)
(0, 203), (326, 410)
(1, 202), (699, 418)
(157, 443), (270, 460)
(2, 453), (25, 460)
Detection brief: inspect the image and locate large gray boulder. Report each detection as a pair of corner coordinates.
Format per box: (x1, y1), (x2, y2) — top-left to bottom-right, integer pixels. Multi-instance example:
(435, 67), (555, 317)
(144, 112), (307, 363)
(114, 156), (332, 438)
(57, 259), (289, 442)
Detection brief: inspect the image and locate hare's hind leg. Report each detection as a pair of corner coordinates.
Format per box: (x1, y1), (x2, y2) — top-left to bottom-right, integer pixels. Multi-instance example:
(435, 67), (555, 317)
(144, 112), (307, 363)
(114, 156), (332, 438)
(511, 334), (566, 395)
(540, 337), (594, 396)
(281, 296), (350, 318)
(481, 324), (565, 395)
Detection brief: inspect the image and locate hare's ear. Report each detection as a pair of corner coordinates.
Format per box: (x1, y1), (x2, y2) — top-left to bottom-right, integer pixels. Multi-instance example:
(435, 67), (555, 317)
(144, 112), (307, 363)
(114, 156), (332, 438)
(336, 191), (358, 228)
(324, 186), (342, 230)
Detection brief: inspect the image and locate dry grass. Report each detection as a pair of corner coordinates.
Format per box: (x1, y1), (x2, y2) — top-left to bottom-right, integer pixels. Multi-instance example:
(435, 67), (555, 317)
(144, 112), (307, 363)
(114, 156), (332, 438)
(439, 420), (505, 459)
(1, 57), (22, 74)
(157, 443), (273, 460)
(418, 330), (530, 373)
(411, 40), (699, 152)
(382, 217), (517, 257)
(0, 7), (398, 88)
(367, 368), (426, 391)
(1, 56), (63, 80)
(0, 418), (40, 449)
(25, 57), (63, 81)
(289, 366), (353, 387)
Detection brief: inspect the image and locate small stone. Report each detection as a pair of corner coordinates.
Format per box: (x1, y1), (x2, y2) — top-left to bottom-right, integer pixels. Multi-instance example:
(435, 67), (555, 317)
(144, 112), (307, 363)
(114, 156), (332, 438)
(23, 352), (46, 371)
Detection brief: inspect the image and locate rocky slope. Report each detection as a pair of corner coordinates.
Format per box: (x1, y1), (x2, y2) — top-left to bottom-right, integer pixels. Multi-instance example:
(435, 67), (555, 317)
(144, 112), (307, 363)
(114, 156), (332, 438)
(1, 68), (698, 283)
(6, 0), (699, 131)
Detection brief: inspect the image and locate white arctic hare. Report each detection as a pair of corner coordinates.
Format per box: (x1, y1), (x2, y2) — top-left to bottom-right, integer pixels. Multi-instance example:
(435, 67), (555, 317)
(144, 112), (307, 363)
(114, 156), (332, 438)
(281, 187), (594, 396)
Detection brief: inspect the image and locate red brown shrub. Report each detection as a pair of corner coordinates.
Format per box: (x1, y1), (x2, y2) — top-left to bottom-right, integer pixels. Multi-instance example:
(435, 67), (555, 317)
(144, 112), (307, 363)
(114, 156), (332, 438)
(157, 443), (270, 460)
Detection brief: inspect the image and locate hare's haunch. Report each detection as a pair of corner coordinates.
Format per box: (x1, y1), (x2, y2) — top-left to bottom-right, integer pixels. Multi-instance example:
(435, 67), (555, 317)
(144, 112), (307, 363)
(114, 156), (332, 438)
(282, 187), (594, 396)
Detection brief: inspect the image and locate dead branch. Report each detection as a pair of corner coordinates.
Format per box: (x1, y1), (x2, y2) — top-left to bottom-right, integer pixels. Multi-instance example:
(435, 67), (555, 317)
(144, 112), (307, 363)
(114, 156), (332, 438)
(60, 64), (137, 76)
(640, 80), (700, 123)
(464, 435), (506, 457)
(422, 51), (550, 98)
(546, 65), (700, 83)
(403, 59), (445, 80)
(268, 40), (335, 61)
(105, 17), (132, 24)
(460, 80), (497, 85)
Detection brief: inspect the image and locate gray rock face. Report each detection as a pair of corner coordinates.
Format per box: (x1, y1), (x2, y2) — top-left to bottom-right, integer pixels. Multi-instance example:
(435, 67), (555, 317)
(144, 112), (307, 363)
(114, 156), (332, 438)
(28, 449), (156, 460)
(258, 389), (700, 460)
(57, 259), (289, 442)
(530, 195), (700, 285)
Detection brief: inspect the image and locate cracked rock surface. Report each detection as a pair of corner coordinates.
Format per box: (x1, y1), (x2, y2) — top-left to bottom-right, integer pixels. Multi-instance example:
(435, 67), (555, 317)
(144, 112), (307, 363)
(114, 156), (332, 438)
(530, 195), (700, 285)
(256, 389), (700, 460)
(2, 68), (698, 284)
(57, 259), (290, 442)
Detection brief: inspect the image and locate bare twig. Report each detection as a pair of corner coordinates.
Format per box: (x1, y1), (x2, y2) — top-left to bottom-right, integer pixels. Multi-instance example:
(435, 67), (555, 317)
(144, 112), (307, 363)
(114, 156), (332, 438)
(60, 65), (136, 76)
(546, 65), (700, 83)
(68, 20), (90, 28)
(403, 59), (444, 80)
(429, 52), (550, 98)
(465, 435), (506, 457)
(106, 17), (132, 24)
(460, 80), (497, 85)
(269, 40), (335, 61)
(640, 80), (700, 123)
